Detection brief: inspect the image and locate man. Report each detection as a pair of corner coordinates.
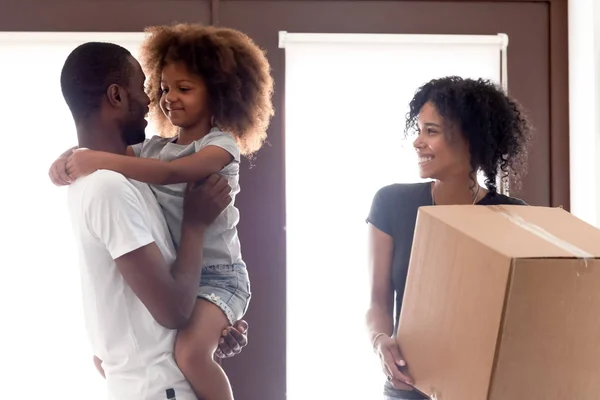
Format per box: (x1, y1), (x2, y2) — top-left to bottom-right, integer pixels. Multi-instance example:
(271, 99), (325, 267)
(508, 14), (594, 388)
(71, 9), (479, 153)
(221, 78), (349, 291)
(57, 42), (247, 400)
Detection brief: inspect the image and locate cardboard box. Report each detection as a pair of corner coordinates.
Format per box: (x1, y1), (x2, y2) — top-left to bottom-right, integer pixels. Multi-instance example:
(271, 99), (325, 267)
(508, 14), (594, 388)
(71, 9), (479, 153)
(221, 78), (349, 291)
(397, 205), (600, 400)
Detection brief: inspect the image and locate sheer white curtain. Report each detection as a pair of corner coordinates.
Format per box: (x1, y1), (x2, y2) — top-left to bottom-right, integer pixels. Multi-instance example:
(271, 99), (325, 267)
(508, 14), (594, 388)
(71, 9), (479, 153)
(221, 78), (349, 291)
(281, 33), (505, 400)
(0, 32), (150, 399)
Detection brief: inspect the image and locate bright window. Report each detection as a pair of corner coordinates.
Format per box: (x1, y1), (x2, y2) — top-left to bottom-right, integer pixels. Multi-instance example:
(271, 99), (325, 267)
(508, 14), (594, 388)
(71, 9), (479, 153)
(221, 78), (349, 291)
(568, 0), (600, 226)
(0, 32), (149, 400)
(280, 32), (505, 400)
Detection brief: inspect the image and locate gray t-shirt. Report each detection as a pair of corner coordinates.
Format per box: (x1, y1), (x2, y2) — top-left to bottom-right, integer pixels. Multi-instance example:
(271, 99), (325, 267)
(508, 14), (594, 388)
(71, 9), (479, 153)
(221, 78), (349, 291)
(132, 128), (243, 267)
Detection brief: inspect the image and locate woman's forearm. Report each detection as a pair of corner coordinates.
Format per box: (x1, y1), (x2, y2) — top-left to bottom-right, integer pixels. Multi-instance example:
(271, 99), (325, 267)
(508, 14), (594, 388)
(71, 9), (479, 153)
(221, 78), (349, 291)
(366, 304), (395, 344)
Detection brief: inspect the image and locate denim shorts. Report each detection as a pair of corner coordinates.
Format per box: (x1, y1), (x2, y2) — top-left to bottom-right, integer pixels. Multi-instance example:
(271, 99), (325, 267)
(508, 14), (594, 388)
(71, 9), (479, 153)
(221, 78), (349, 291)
(197, 263), (251, 325)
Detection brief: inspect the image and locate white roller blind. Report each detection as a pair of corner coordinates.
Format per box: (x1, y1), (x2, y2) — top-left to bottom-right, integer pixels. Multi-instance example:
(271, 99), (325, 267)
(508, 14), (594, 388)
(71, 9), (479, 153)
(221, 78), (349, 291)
(281, 32), (507, 400)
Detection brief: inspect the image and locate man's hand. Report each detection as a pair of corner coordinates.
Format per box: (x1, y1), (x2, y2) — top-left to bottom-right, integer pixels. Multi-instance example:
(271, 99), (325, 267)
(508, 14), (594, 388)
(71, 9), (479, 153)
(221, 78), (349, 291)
(215, 320), (249, 359)
(66, 148), (104, 180)
(183, 174), (231, 227)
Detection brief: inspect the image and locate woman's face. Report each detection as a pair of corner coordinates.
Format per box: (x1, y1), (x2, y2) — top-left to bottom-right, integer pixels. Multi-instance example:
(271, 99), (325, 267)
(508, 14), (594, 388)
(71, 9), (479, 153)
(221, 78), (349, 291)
(159, 61), (211, 129)
(412, 101), (472, 180)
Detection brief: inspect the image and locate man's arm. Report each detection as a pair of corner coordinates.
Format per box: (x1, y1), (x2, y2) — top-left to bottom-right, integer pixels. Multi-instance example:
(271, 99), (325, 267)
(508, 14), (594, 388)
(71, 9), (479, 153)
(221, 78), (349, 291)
(87, 173), (231, 329)
(113, 230), (205, 328)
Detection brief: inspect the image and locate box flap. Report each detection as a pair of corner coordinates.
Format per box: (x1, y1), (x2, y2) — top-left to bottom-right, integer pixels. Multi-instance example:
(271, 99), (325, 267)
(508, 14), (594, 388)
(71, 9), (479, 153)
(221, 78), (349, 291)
(418, 205), (600, 259)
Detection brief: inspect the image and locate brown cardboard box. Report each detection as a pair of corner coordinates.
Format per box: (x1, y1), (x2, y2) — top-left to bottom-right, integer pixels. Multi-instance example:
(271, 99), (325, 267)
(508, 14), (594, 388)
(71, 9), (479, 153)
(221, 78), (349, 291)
(397, 205), (600, 400)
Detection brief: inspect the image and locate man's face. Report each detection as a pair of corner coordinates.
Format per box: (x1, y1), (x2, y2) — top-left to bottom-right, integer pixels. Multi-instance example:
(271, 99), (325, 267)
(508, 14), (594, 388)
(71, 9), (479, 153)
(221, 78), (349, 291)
(121, 57), (150, 146)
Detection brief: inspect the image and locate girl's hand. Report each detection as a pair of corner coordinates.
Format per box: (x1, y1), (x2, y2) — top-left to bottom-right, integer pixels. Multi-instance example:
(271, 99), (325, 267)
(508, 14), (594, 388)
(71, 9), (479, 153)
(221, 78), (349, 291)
(66, 148), (103, 179)
(374, 334), (414, 390)
(49, 156), (72, 186)
(49, 146), (79, 186)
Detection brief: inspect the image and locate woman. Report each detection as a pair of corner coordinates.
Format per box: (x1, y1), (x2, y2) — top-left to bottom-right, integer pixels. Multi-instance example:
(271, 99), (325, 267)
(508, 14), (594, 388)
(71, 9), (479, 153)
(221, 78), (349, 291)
(366, 76), (531, 400)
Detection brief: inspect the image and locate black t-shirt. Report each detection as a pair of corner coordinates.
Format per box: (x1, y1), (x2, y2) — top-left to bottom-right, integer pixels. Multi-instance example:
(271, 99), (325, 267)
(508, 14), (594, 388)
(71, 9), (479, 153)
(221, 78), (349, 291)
(367, 181), (526, 399)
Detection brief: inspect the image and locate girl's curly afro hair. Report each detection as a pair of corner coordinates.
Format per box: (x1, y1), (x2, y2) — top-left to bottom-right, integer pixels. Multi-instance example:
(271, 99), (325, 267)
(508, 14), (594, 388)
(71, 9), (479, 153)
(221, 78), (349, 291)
(140, 23), (274, 157)
(405, 76), (532, 193)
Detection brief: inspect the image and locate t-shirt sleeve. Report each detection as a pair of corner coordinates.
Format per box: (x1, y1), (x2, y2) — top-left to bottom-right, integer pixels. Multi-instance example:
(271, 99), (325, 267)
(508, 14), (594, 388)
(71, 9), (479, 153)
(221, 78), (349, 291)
(83, 173), (155, 259)
(511, 197), (528, 206)
(196, 130), (241, 163)
(366, 185), (395, 235)
(131, 137), (157, 157)
(129, 139), (147, 157)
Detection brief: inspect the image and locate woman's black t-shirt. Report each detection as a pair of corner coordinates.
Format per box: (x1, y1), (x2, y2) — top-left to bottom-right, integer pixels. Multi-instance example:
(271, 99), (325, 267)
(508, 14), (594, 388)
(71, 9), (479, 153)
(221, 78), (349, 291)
(367, 182), (527, 399)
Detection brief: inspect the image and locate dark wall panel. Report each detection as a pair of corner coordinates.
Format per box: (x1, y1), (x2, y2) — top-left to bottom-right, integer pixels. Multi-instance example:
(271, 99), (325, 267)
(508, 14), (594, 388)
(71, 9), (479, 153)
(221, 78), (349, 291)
(0, 0), (211, 31)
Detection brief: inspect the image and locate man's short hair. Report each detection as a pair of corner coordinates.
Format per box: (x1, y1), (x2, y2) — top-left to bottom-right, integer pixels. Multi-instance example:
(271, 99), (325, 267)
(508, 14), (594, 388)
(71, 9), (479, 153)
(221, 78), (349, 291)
(60, 42), (133, 121)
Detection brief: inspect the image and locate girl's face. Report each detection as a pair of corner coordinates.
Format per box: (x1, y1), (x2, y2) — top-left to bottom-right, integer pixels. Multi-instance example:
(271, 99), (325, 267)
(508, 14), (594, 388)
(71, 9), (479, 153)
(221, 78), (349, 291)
(412, 101), (472, 180)
(159, 61), (211, 129)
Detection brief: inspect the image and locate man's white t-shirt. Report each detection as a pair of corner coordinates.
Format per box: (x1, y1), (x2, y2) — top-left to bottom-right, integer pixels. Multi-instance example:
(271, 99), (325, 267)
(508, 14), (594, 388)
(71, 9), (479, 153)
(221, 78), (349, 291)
(67, 170), (195, 400)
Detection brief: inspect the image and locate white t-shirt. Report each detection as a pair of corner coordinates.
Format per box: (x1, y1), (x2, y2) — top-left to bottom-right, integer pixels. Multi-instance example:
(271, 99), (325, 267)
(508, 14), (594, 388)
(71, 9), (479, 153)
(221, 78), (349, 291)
(67, 170), (195, 400)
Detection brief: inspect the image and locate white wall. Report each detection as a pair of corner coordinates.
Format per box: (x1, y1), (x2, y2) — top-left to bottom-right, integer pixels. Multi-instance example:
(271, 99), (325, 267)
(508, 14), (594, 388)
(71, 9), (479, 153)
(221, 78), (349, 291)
(569, 0), (600, 227)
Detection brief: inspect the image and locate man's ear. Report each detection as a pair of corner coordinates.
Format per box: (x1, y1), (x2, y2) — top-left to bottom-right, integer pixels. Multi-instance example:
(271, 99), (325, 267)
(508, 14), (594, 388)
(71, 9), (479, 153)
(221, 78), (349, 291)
(106, 84), (125, 108)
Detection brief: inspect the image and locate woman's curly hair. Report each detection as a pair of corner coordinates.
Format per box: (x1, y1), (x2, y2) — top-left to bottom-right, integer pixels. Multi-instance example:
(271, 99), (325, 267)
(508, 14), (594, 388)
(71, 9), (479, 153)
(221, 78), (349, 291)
(405, 76), (532, 193)
(140, 23), (274, 157)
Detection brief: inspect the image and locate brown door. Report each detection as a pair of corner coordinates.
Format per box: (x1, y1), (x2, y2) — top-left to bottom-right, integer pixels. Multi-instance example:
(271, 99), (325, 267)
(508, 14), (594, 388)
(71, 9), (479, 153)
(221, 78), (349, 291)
(2, 1), (566, 400)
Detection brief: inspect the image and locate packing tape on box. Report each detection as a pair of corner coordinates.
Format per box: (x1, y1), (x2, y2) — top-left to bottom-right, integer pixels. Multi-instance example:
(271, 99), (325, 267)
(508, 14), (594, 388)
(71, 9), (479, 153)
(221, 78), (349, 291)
(492, 205), (594, 260)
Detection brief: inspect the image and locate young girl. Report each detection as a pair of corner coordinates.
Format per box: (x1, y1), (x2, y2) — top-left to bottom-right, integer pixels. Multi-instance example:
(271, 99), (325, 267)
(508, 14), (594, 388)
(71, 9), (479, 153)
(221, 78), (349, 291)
(55, 24), (274, 400)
